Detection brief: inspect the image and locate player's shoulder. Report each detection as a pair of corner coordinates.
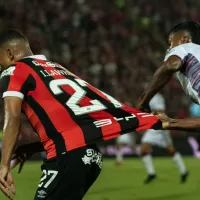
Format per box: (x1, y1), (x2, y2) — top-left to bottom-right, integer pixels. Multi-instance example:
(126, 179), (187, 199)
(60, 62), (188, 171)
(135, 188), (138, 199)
(167, 43), (198, 55)
(164, 44), (190, 62)
(15, 55), (48, 68)
(166, 44), (187, 55)
(0, 60), (33, 80)
(176, 43), (199, 52)
(0, 65), (16, 79)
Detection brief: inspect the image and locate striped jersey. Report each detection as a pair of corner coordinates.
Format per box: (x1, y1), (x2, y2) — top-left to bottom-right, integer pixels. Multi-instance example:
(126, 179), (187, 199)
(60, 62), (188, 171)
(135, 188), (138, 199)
(164, 43), (200, 104)
(1, 55), (161, 159)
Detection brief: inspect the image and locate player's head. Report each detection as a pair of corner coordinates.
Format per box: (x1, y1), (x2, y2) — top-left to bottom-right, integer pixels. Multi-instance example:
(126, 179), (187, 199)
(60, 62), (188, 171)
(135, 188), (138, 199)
(168, 21), (200, 49)
(0, 29), (32, 70)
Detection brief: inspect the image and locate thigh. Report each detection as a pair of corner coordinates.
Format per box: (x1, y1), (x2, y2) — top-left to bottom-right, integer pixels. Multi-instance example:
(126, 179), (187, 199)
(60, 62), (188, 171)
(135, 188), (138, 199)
(162, 130), (173, 146)
(142, 130), (162, 146)
(34, 158), (69, 200)
(34, 145), (102, 200)
(116, 134), (133, 146)
(84, 161), (102, 195)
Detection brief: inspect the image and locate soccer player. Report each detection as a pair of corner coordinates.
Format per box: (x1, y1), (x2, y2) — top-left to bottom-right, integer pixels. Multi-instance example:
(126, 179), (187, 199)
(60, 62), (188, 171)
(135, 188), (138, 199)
(137, 21), (200, 155)
(115, 133), (135, 165)
(0, 29), (163, 200)
(140, 93), (188, 184)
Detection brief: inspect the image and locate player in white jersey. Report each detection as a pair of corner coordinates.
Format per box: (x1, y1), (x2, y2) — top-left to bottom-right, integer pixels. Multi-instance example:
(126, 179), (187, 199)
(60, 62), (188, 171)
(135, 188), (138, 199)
(137, 21), (200, 179)
(140, 93), (188, 183)
(115, 133), (135, 165)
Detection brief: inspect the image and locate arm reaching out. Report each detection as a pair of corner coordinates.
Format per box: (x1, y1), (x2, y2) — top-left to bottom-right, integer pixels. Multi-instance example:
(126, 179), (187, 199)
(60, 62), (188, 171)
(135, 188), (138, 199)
(137, 56), (182, 110)
(168, 118), (200, 132)
(156, 112), (200, 132)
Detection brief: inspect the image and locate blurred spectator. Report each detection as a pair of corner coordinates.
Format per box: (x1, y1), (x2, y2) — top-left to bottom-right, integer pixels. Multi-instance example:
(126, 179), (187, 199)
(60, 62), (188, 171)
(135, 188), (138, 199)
(190, 103), (200, 117)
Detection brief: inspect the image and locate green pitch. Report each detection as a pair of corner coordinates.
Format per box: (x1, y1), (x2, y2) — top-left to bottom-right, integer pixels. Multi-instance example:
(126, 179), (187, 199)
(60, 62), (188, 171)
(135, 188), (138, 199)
(0, 158), (199, 200)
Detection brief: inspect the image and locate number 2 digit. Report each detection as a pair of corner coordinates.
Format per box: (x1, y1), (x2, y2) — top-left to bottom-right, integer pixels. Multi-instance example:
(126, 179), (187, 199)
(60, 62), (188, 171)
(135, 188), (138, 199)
(38, 170), (58, 188)
(49, 78), (122, 115)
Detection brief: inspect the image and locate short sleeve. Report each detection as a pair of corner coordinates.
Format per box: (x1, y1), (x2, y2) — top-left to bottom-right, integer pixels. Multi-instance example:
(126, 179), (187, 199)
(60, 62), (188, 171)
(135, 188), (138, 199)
(1, 62), (35, 99)
(164, 45), (188, 62)
(149, 93), (165, 111)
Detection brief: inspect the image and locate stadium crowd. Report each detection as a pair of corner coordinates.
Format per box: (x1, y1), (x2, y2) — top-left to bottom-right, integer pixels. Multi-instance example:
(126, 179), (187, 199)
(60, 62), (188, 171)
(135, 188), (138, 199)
(0, 0), (200, 122)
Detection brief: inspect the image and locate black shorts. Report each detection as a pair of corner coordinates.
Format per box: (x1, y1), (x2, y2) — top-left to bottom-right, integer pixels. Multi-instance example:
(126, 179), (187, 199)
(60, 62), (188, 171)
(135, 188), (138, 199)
(34, 145), (102, 200)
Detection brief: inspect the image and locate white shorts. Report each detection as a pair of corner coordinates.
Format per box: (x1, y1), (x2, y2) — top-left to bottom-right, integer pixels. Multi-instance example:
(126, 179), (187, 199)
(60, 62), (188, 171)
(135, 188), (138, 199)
(141, 129), (172, 148)
(116, 133), (135, 146)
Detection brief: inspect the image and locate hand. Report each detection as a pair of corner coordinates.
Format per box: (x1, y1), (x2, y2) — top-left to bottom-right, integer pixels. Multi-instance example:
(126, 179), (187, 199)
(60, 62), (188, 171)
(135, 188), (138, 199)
(10, 145), (33, 173)
(0, 166), (16, 199)
(151, 110), (166, 117)
(154, 112), (173, 129)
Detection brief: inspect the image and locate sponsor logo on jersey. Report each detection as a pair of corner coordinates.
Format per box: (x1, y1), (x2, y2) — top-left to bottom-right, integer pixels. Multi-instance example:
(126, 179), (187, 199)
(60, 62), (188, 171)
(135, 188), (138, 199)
(0, 66), (16, 78)
(93, 113), (154, 128)
(32, 60), (57, 67)
(82, 149), (103, 169)
(37, 190), (47, 199)
(93, 114), (136, 128)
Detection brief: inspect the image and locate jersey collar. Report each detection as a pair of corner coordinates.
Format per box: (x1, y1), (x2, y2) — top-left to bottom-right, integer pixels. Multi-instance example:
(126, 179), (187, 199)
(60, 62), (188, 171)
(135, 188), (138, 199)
(24, 55), (47, 60)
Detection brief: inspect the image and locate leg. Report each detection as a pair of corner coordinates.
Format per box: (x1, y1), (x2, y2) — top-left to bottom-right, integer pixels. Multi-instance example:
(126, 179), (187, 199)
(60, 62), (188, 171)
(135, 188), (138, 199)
(115, 142), (123, 165)
(166, 144), (189, 183)
(34, 145), (102, 200)
(115, 134), (133, 165)
(140, 142), (157, 184)
(162, 130), (189, 183)
(84, 161), (102, 195)
(140, 129), (170, 184)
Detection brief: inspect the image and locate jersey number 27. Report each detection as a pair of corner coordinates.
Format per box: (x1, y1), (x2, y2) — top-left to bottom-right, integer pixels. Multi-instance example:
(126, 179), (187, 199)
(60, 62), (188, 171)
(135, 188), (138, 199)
(49, 78), (122, 115)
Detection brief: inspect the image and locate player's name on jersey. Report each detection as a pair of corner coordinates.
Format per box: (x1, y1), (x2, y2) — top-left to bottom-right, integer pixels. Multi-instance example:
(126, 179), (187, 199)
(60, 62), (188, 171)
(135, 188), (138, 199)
(40, 69), (72, 77)
(33, 60), (59, 68)
(32, 60), (74, 77)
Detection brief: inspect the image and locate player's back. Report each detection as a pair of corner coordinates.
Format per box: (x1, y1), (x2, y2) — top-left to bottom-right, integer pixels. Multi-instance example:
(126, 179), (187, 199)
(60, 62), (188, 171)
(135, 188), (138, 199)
(1, 55), (160, 159)
(16, 56), (126, 157)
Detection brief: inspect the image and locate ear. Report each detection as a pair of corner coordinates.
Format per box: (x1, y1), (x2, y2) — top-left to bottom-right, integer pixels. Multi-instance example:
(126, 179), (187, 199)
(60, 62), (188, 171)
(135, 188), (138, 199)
(181, 36), (192, 44)
(6, 48), (14, 61)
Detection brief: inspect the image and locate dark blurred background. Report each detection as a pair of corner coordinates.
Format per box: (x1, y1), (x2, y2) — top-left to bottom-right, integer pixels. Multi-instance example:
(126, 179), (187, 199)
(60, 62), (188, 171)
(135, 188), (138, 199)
(1, 0), (200, 157)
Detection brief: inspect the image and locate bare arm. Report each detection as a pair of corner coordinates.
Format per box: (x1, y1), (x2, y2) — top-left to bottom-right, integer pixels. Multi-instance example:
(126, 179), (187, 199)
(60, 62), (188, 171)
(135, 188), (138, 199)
(156, 113), (200, 132)
(168, 118), (200, 132)
(137, 56), (182, 109)
(1, 97), (22, 168)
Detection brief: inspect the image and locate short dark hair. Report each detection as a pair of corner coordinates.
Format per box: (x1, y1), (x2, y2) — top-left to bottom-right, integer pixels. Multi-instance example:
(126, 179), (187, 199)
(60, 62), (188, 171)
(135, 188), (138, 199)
(169, 21), (200, 44)
(0, 29), (27, 46)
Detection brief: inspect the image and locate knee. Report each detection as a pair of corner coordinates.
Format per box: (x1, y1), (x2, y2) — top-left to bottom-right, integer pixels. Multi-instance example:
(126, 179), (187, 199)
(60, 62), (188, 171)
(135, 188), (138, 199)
(140, 143), (152, 156)
(167, 145), (176, 156)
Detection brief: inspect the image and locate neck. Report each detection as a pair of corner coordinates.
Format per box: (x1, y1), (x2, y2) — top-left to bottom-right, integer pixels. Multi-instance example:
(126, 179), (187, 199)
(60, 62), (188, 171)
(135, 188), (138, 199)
(17, 49), (33, 61)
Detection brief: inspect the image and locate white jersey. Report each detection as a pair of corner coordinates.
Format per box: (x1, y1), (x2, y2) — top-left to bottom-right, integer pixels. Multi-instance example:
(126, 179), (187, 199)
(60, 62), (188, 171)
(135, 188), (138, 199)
(149, 93), (165, 111)
(116, 133), (135, 146)
(142, 93), (172, 147)
(164, 43), (200, 104)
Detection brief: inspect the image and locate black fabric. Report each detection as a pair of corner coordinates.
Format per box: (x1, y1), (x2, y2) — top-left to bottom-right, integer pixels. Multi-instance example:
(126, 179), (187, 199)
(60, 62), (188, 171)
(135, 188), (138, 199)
(34, 145), (102, 200)
(20, 74), (36, 98)
(27, 96), (66, 158)
(21, 58), (104, 146)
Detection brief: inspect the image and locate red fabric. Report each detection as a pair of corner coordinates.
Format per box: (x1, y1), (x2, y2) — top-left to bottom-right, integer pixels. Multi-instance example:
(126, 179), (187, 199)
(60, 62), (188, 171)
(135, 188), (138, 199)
(3, 58), (161, 159)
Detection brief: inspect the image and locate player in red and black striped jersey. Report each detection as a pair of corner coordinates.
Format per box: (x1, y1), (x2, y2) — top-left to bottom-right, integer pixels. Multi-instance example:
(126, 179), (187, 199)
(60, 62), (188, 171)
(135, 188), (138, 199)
(0, 29), (164, 200)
